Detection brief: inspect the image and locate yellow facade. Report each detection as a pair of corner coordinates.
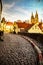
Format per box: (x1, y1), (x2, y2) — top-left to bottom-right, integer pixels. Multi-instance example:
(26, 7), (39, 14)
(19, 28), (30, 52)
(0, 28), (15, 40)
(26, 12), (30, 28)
(0, 22), (14, 33)
(28, 23), (42, 34)
(5, 25), (14, 33)
(14, 22), (20, 33)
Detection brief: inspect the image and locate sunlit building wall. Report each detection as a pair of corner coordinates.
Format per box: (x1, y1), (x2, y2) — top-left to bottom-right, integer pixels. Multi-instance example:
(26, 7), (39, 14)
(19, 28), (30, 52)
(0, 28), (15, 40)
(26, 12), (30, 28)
(14, 22), (20, 33)
(28, 23), (42, 34)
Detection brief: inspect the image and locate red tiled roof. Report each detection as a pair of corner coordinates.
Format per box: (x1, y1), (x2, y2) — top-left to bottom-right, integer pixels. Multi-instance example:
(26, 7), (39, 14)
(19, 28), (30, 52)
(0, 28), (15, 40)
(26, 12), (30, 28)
(6, 22), (13, 25)
(6, 22), (34, 29)
(16, 22), (33, 29)
(38, 23), (43, 31)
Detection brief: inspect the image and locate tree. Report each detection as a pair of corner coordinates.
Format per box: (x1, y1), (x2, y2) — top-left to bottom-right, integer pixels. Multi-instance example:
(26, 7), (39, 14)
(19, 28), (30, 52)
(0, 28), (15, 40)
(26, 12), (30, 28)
(0, 0), (2, 22)
(1, 17), (6, 23)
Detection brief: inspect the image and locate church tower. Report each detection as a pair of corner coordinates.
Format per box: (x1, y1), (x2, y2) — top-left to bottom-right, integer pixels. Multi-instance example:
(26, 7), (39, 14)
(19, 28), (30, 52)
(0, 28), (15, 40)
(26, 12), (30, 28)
(35, 11), (38, 23)
(31, 12), (35, 24)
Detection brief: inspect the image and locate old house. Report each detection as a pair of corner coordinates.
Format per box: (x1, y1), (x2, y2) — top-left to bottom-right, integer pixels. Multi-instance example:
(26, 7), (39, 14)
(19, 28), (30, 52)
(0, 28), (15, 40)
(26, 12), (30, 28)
(5, 22), (14, 33)
(28, 23), (42, 34)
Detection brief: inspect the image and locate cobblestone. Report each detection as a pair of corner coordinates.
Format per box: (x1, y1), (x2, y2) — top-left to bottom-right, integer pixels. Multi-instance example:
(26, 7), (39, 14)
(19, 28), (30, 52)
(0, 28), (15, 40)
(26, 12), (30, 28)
(0, 34), (37, 65)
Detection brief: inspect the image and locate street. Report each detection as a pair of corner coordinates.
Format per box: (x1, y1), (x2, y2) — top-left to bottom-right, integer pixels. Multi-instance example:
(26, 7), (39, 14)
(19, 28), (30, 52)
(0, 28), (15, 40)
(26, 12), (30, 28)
(0, 33), (37, 65)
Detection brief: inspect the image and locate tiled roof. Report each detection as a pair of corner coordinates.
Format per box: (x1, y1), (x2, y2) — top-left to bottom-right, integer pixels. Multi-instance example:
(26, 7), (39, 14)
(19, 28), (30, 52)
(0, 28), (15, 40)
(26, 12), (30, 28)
(38, 23), (43, 29)
(38, 22), (43, 31)
(6, 22), (13, 25)
(16, 22), (33, 29)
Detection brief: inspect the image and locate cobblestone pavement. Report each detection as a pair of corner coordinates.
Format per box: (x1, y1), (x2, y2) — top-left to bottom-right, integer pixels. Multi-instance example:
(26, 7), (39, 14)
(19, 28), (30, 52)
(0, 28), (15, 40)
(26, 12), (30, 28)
(35, 41), (43, 55)
(23, 36), (43, 55)
(0, 33), (37, 65)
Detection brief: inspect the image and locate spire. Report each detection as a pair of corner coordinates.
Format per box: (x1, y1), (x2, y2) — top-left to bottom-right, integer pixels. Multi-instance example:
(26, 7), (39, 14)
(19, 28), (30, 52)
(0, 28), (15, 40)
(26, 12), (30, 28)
(41, 19), (42, 22)
(31, 12), (35, 24)
(31, 12), (34, 19)
(35, 11), (38, 18)
(36, 11), (37, 14)
(35, 11), (38, 23)
(41, 19), (42, 23)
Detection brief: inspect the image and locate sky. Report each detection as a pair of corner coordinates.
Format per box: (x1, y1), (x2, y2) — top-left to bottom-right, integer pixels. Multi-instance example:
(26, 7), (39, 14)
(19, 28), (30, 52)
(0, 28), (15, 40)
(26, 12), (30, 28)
(2, 0), (43, 22)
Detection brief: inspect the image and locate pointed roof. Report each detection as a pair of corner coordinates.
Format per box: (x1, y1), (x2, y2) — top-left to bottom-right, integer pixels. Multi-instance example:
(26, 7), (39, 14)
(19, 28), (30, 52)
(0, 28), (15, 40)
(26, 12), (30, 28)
(35, 11), (38, 18)
(6, 22), (13, 26)
(28, 23), (42, 33)
(31, 12), (34, 19)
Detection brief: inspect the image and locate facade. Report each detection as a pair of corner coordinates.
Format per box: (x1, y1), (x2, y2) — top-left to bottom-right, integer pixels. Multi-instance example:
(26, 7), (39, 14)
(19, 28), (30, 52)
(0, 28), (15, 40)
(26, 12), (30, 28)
(5, 22), (14, 33)
(14, 22), (20, 33)
(1, 22), (14, 33)
(16, 22), (28, 32)
(28, 22), (42, 34)
(38, 22), (43, 33)
(16, 22), (33, 33)
(29, 11), (43, 34)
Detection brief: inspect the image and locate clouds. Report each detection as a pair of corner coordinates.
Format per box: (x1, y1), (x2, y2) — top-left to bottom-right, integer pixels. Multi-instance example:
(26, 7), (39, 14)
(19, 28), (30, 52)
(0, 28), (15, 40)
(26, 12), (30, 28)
(2, 6), (31, 22)
(2, 0), (31, 22)
(2, 0), (43, 22)
(3, 2), (15, 11)
(4, 2), (15, 9)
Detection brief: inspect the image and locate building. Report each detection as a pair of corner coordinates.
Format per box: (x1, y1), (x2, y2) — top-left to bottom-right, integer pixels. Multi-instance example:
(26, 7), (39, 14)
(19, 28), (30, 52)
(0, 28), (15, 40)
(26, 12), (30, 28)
(13, 22), (20, 34)
(16, 22), (34, 33)
(28, 22), (42, 34)
(5, 22), (14, 33)
(0, 11), (43, 34)
(38, 22), (43, 32)
(35, 11), (38, 23)
(31, 11), (38, 24)
(31, 12), (35, 24)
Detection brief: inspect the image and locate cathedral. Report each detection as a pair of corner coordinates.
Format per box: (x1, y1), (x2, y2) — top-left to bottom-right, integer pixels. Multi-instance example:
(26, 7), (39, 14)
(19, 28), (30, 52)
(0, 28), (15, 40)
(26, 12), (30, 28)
(31, 11), (38, 24)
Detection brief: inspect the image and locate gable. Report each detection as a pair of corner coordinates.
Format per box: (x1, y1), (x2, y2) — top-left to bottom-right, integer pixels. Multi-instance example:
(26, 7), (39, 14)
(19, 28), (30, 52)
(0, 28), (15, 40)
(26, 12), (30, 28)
(28, 23), (42, 33)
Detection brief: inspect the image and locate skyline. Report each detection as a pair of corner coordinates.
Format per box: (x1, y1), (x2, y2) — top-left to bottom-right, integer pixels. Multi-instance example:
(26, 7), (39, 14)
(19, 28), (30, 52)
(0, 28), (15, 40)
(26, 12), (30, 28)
(2, 0), (43, 22)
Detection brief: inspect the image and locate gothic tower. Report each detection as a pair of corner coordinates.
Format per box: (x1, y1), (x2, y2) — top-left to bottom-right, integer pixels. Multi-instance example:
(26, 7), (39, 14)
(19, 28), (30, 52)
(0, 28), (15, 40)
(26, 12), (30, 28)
(31, 12), (35, 24)
(35, 11), (38, 23)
